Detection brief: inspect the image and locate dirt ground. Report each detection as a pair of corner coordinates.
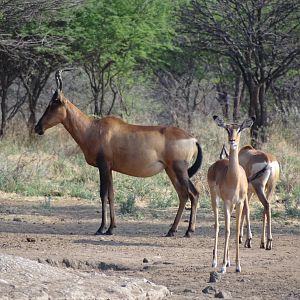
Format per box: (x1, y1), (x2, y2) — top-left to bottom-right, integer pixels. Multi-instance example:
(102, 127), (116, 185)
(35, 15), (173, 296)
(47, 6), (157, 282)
(0, 192), (299, 299)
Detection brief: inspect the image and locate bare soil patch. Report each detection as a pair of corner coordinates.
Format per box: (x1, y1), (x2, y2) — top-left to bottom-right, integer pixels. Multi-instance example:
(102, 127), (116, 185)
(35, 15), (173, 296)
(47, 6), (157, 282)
(0, 193), (299, 299)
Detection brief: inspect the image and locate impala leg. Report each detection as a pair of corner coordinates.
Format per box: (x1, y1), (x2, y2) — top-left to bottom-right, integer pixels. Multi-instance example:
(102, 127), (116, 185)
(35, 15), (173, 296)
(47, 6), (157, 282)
(210, 189), (219, 268)
(265, 184), (276, 250)
(244, 195), (252, 248)
(253, 183), (272, 250)
(221, 202), (231, 273)
(106, 169), (116, 235)
(239, 206), (245, 244)
(165, 164), (189, 237)
(239, 192), (253, 244)
(235, 201), (244, 273)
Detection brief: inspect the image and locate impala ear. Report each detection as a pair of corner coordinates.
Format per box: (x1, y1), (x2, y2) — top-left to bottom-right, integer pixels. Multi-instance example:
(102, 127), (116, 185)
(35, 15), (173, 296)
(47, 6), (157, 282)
(239, 116), (255, 131)
(213, 115), (225, 128)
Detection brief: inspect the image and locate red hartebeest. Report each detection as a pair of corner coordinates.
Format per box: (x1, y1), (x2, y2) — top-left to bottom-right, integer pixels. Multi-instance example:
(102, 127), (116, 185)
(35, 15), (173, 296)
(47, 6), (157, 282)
(219, 144), (280, 250)
(207, 116), (254, 273)
(35, 71), (203, 237)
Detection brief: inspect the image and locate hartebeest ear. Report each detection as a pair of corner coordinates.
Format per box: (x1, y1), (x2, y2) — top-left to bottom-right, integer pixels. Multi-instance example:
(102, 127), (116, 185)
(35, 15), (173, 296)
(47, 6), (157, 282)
(239, 117), (255, 132)
(213, 115), (226, 128)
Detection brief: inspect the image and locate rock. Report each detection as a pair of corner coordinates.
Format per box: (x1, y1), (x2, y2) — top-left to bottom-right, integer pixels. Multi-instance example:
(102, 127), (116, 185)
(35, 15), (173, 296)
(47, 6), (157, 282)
(13, 217), (22, 222)
(26, 237), (36, 243)
(143, 258), (149, 263)
(209, 271), (221, 283)
(183, 288), (196, 293)
(202, 285), (217, 295)
(215, 290), (232, 299)
(62, 258), (77, 268)
(0, 253), (170, 300)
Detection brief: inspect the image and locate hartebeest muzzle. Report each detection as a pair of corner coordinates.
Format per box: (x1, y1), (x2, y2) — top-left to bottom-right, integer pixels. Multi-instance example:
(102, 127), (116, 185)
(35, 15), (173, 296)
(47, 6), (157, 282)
(34, 122), (44, 135)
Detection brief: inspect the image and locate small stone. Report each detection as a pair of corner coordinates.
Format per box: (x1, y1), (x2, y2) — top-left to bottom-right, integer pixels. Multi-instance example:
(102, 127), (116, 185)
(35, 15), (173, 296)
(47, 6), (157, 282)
(143, 258), (149, 263)
(202, 286), (217, 295)
(183, 288), (196, 293)
(215, 290), (232, 299)
(209, 271), (221, 283)
(13, 217), (22, 222)
(26, 237), (36, 243)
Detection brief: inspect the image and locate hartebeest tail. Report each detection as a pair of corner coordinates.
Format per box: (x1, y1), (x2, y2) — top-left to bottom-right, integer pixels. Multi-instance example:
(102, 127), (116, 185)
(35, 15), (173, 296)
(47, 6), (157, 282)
(188, 142), (202, 178)
(35, 70), (203, 237)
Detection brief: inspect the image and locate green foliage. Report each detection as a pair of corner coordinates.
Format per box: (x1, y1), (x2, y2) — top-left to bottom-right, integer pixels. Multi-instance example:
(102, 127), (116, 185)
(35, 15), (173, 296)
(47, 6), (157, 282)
(119, 195), (137, 215)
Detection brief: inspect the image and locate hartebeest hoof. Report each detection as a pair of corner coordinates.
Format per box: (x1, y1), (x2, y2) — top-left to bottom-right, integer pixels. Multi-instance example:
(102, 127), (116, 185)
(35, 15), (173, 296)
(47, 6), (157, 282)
(184, 230), (194, 238)
(166, 229), (176, 237)
(266, 239), (272, 250)
(95, 227), (107, 235)
(105, 228), (114, 235)
(244, 238), (252, 248)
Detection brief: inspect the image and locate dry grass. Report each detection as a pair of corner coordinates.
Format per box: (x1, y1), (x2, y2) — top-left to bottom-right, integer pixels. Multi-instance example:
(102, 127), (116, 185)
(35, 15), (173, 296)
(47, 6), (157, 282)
(0, 115), (299, 220)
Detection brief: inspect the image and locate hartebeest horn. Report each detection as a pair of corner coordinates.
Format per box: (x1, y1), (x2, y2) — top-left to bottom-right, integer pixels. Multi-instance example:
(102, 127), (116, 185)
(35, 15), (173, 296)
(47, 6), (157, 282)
(55, 70), (63, 92)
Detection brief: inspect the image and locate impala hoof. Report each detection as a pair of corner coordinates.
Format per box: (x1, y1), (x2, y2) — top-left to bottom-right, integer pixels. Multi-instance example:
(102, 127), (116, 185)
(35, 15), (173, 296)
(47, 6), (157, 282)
(260, 241), (265, 249)
(266, 239), (272, 250)
(236, 265), (241, 273)
(226, 260), (231, 267)
(244, 238), (252, 248)
(220, 266), (226, 274)
(239, 236), (243, 244)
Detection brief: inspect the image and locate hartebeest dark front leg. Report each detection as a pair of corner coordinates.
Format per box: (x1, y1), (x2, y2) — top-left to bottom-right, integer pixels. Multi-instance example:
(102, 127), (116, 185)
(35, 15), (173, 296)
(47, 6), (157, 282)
(95, 158), (116, 235)
(95, 167), (108, 235)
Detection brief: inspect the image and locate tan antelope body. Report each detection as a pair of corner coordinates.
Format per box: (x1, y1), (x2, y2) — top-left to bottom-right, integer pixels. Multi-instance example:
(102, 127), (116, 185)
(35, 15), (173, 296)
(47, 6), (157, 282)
(219, 144), (280, 250)
(239, 145), (280, 250)
(207, 116), (254, 273)
(35, 71), (203, 236)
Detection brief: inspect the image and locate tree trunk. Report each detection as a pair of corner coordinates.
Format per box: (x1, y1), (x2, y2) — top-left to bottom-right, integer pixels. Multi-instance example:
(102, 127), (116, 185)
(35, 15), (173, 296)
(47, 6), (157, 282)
(28, 96), (36, 134)
(233, 74), (244, 122)
(249, 82), (268, 148)
(0, 90), (7, 137)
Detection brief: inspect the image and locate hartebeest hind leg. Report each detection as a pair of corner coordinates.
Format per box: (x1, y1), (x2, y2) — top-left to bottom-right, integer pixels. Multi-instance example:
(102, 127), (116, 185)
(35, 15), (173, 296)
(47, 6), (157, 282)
(165, 161), (198, 237)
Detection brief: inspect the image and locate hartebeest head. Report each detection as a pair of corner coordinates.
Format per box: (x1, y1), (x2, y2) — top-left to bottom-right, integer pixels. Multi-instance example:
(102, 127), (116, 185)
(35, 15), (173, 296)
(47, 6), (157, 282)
(35, 70), (68, 135)
(213, 115), (255, 150)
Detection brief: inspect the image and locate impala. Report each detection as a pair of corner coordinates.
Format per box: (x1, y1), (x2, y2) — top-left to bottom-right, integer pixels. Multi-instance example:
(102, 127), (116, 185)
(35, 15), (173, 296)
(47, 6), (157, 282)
(219, 144), (280, 250)
(239, 145), (279, 250)
(207, 116), (254, 273)
(35, 71), (203, 237)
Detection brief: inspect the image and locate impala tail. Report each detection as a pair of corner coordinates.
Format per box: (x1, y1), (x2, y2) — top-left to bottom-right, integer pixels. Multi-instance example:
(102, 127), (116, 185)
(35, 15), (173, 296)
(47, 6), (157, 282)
(188, 142), (203, 178)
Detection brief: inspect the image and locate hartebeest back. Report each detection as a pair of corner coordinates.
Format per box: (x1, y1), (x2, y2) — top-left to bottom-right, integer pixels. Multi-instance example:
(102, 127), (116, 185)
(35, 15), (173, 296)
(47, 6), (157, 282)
(207, 116), (254, 273)
(35, 70), (203, 237)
